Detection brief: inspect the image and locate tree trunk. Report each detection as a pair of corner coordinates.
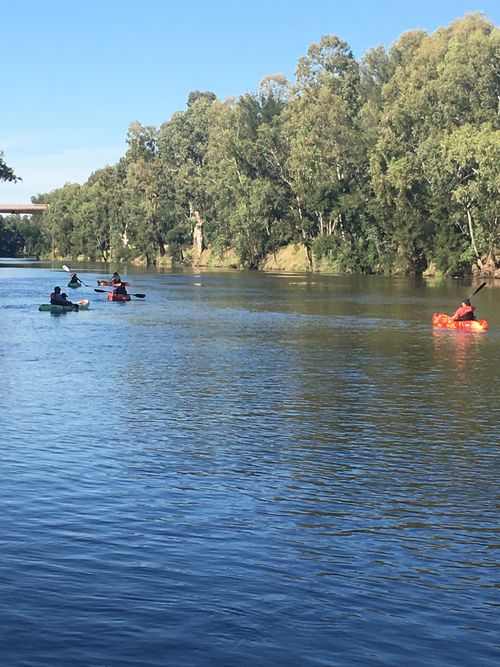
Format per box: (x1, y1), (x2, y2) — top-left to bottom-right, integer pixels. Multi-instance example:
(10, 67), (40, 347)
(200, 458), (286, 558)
(295, 195), (313, 270)
(466, 206), (483, 269)
(192, 210), (204, 260)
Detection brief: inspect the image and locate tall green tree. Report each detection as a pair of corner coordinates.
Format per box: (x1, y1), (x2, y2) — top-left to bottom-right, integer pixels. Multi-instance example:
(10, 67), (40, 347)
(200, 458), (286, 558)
(125, 121), (174, 264)
(438, 123), (500, 271)
(210, 78), (292, 268)
(85, 163), (127, 260)
(282, 35), (369, 269)
(370, 13), (499, 274)
(41, 183), (83, 257)
(158, 92), (217, 260)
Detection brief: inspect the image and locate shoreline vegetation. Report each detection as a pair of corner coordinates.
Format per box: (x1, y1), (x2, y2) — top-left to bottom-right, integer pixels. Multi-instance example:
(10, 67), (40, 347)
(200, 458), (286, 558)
(20, 241), (499, 279)
(1, 13), (499, 279)
(126, 245), (500, 279)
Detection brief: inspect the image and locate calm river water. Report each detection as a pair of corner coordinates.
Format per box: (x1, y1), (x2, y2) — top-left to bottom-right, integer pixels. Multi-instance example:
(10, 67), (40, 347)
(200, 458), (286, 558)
(1, 260), (498, 666)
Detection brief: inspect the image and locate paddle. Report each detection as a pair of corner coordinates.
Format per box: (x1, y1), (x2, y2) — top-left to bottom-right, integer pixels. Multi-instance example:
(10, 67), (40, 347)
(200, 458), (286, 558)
(62, 264), (90, 287)
(94, 288), (146, 298)
(468, 281), (486, 299)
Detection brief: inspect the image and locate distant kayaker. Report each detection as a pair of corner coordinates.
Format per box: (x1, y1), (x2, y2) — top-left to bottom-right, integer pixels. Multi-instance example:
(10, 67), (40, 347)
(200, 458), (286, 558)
(110, 272), (121, 284)
(113, 283), (128, 295)
(450, 298), (476, 322)
(50, 286), (63, 304)
(70, 273), (82, 285)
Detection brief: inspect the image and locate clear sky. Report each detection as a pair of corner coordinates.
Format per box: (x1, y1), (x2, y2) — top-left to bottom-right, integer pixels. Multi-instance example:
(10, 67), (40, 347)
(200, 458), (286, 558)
(1, 0), (498, 203)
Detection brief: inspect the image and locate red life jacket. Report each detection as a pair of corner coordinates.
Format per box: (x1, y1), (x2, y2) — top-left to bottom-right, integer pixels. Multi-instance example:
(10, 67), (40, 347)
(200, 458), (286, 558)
(457, 304), (475, 321)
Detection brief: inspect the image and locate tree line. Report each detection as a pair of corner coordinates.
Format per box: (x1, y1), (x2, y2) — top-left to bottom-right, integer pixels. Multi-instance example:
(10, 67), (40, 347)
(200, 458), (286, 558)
(2, 13), (499, 275)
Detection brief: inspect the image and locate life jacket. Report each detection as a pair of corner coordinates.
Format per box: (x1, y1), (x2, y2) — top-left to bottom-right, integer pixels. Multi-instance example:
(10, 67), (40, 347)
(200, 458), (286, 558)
(50, 291), (61, 304)
(458, 305), (475, 321)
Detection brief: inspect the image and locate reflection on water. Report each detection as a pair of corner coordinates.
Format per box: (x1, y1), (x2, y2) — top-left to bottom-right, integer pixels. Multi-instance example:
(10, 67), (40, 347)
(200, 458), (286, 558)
(432, 328), (487, 371)
(0, 266), (498, 666)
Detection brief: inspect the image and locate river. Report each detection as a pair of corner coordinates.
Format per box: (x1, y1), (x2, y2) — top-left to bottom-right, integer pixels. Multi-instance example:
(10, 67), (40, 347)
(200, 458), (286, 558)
(1, 260), (498, 666)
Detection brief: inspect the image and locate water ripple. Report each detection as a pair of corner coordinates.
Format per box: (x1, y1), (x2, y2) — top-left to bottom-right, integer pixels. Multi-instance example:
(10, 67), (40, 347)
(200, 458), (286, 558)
(0, 267), (498, 665)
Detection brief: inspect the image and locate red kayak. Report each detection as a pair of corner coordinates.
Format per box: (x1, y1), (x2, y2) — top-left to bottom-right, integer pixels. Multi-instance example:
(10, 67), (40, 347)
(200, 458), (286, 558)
(432, 312), (488, 332)
(107, 292), (131, 302)
(97, 280), (130, 287)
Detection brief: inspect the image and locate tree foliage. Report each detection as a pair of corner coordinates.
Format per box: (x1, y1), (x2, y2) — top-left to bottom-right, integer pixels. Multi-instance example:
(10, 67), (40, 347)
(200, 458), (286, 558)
(0, 151), (19, 183)
(9, 13), (498, 275)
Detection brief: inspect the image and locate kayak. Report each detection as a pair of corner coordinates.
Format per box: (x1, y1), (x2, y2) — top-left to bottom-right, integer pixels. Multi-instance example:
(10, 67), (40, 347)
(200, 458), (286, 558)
(67, 281), (81, 288)
(39, 299), (90, 312)
(432, 312), (488, 332)
(107, 292), (131, 302)
(97, 280), (130, 286)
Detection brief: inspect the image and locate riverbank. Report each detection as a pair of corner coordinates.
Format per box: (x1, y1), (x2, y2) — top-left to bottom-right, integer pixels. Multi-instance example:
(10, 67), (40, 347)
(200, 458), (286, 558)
(157, 244), (500, 279)
(40, 242), (500, 278)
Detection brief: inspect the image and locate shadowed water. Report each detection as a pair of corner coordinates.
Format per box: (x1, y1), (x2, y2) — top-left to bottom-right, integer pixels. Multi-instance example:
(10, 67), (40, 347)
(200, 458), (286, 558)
(1, 261), (498, 666)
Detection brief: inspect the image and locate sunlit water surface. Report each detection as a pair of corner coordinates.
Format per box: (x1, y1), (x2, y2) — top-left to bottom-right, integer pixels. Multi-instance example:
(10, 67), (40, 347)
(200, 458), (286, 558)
(1, 261), (499, 666)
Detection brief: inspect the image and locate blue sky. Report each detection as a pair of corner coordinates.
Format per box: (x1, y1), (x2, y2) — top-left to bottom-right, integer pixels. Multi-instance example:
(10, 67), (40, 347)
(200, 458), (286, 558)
(1, 0), (498, 203)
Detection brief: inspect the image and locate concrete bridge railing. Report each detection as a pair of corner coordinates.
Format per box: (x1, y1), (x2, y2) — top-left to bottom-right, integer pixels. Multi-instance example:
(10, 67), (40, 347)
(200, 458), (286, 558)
(0, 204), (48, 214)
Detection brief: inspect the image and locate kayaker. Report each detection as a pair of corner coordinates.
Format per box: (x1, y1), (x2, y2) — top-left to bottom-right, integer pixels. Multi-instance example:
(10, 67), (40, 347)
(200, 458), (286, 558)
(110, 271), (121, 284)
(70, 273), (82, 285)
(113, 283), (128, 295)
(59, 292), (78, 309)
(450, 298), (476, 321)
(50, 286), (63, 304)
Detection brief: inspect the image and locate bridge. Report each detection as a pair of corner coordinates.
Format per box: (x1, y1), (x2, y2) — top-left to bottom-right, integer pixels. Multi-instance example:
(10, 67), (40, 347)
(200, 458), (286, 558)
(0, 204), (48, 214)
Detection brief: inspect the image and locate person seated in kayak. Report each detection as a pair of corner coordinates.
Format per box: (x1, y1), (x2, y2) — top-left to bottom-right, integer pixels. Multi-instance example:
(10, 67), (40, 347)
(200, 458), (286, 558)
(50, 286), (63, 304)
(110, 272), (121, 284)
(70, 273), (82, 285)
(113, 283), (128, 295)
(450, 298), (476, 321)
(59, 292), (79, 309)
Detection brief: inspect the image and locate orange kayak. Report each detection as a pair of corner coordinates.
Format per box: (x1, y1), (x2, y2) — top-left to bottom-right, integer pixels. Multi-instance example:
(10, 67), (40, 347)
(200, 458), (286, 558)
(432, 312), (488, 332)
(107, 292), (131, 302)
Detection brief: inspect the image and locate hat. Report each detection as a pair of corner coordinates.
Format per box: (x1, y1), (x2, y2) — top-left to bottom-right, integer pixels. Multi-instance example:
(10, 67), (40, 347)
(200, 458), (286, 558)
(463, 298), (471, 306)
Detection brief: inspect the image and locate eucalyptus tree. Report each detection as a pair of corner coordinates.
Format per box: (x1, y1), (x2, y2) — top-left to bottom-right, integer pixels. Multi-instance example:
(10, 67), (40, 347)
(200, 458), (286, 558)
(36, 176), (119, 260)
(41, 183), (84, 257)
(351, 45), (398, 271)
(438, 123), (500, 273)
(201, 98), (241, 256)
(84, 163), (127, 260)
(210, 76), (293, 268)
(281, 35), (368, 269)
(69, 165), (128, 262)
(124, 121), (174, 264)
(250, 75), (297, 256)
(158, 92), (217, 261)
(370, 13), (499, 274)
(429, 15), (499, 273)
(359, 45), (395, 110)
